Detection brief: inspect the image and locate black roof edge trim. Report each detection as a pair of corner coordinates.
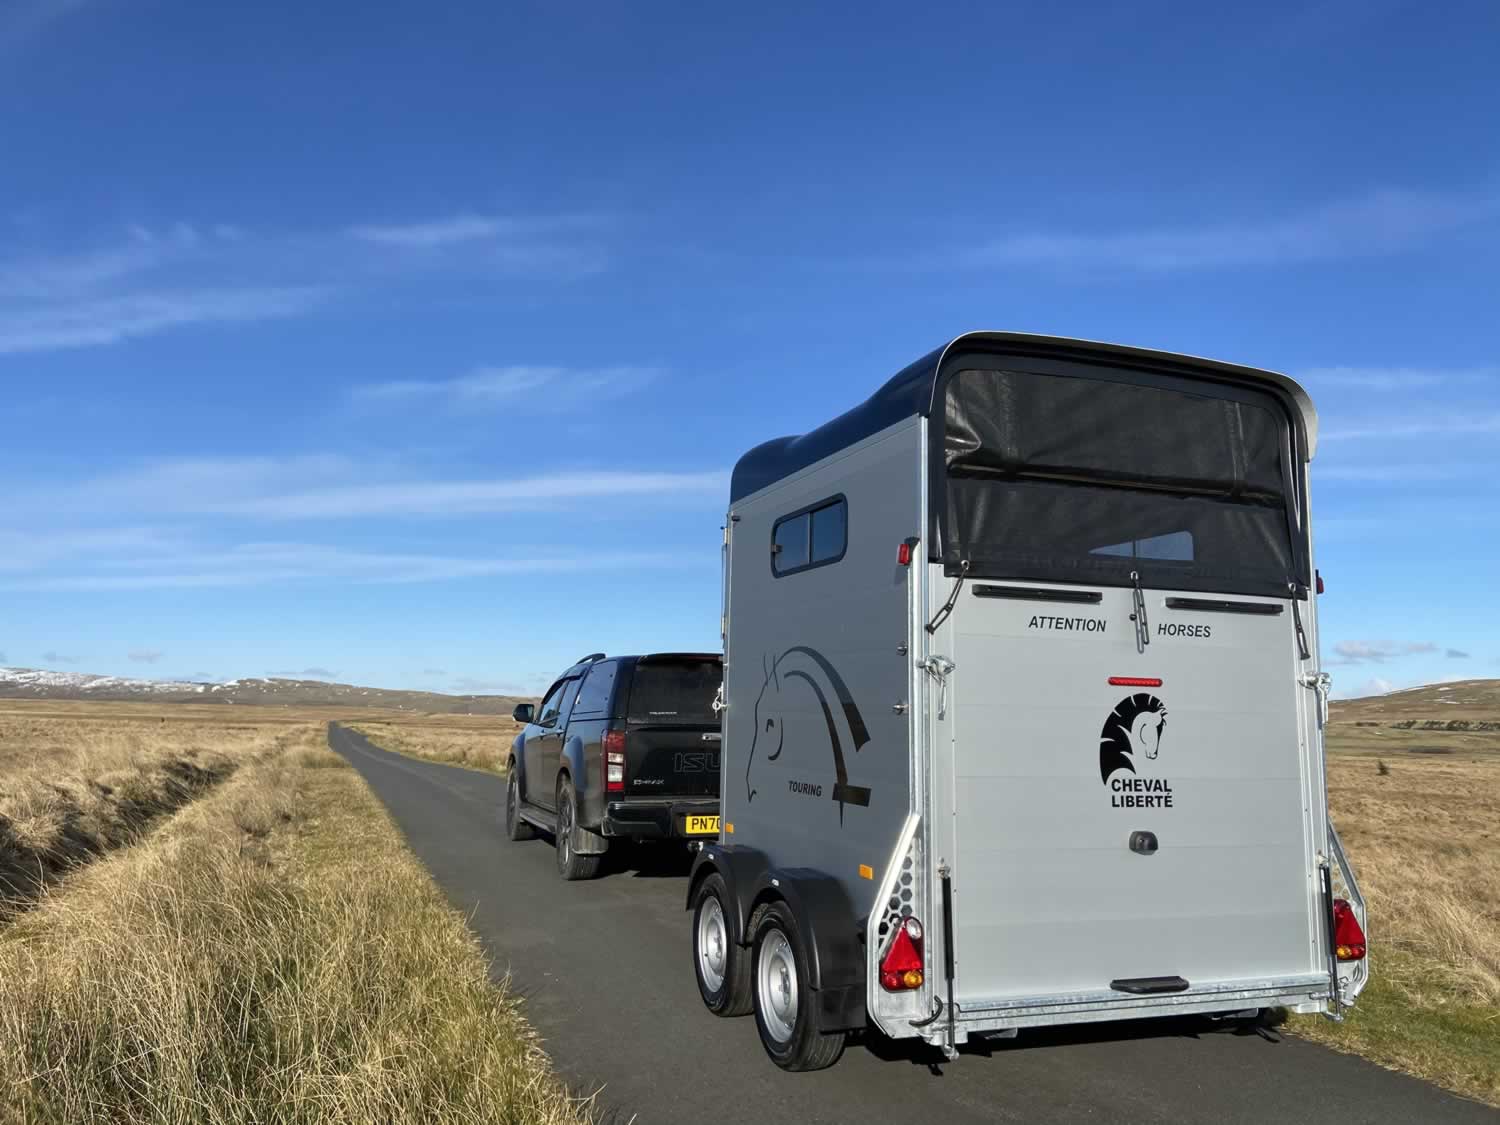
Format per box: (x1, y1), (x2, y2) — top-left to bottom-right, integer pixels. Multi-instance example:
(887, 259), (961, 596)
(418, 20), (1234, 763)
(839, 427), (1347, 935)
(972, 584), (1104, 605)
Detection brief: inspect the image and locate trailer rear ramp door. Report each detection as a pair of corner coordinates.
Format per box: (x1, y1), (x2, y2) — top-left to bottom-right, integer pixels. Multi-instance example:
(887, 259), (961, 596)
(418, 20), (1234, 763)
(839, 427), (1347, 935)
(946, 585), (1320, 1012)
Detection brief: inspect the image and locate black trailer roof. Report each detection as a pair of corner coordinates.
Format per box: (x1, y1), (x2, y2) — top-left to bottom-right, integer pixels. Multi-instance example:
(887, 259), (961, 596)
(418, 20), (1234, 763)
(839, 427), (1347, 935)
(729, 332), (1316, 504)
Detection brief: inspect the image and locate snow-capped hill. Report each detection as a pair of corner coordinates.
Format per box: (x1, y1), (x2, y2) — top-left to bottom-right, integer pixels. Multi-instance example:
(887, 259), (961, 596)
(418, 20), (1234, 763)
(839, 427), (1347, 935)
(0, 667), (523, 715)
(0, 667), (209, 694)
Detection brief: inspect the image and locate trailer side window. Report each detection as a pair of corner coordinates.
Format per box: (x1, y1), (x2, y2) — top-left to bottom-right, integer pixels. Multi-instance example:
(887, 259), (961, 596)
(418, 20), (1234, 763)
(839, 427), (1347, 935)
(773, 496), (847, 576)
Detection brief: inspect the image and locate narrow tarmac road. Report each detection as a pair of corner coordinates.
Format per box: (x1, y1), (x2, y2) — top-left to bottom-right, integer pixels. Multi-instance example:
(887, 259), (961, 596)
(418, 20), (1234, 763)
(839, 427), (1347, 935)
(328, 723), (1497, 1125)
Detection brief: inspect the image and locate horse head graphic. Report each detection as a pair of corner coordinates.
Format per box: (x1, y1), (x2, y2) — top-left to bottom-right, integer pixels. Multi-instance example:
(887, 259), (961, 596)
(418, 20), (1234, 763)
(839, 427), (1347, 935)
(1099, 693), (1168, 783)
(745, 646), (872, 821)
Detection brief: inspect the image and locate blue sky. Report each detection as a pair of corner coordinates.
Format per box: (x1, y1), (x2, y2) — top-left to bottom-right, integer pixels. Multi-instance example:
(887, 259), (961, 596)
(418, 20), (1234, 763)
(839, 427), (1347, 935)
(1, 0), (1496, 698)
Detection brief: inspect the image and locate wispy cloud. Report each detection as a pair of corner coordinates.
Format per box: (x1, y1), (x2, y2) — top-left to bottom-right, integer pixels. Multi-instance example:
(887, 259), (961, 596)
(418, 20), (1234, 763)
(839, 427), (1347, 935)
(0, 0), (90, 53)
(0, 542), (688, 592)
(24, 458), (726, 521)
(41, 649), (78, 664)
(0, 211), (609, 356)
(354, 365), (662, 409)
(1321, 413), (1500, 442)
(1330, 640), (1441, 665)
(1312, 462), (1485, 482)
(0, 286), (329, 355)
(347, 213), (601, 248)
(960, 187), (1498, 273)
(128, 648), (164, 663)
(1447, 649), (1470, 660)
(302, 666), (336, 679)
(1300, 365), (1498, 391)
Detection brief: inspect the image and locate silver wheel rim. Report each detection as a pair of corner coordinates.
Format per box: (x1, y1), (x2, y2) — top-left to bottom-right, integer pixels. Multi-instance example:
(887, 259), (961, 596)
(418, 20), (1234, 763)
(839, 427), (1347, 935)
(558, 793), (572, 865)
(697, 896), (727, 994)
(756, 928), (797, 1044)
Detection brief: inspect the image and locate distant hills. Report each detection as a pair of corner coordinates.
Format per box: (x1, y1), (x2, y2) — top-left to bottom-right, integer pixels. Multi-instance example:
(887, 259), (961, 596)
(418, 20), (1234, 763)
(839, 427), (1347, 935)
(0, 667), (525, 715)
(1331, 678), (1499, 726)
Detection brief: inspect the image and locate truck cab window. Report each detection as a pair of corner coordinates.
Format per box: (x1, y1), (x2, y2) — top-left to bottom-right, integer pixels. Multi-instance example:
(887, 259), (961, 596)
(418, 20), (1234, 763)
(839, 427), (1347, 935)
(537, 680), (571, 728)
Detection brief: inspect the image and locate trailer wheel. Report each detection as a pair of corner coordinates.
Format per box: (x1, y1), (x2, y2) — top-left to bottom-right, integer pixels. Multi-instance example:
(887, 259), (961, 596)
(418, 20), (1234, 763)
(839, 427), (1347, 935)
(504, 763), (534, 841)
(555, 777), (601, 881)
(751, 901), (845, 1071)
(692, 874), (752, 1016)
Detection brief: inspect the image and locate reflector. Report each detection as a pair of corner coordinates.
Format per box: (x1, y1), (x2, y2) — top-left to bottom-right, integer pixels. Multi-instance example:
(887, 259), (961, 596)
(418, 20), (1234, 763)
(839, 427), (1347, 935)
(1332, 898), (1366, 961)
(1108, 676), (1163, 687)
(879, 916), (925, 991)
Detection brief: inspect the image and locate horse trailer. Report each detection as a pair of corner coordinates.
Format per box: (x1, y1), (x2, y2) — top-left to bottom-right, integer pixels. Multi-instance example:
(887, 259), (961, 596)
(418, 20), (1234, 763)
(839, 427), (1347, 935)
(687, 332), (1368, 1070)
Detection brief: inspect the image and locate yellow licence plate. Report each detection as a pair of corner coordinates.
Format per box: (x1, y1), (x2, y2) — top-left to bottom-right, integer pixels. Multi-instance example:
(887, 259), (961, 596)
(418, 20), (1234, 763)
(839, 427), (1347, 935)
(684, 815), (721, 836)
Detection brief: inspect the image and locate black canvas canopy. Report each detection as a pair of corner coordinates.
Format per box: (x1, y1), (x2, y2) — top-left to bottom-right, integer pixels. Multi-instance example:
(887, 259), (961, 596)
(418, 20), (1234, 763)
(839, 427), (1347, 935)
(729, 333), (1316, 597)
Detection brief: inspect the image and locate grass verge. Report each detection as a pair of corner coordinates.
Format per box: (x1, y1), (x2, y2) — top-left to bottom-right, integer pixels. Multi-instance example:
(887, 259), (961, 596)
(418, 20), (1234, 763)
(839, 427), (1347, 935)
(0, 720), (589, 1125)
(345, 717), (514, 773)
(1292, 746), (1500, 1107)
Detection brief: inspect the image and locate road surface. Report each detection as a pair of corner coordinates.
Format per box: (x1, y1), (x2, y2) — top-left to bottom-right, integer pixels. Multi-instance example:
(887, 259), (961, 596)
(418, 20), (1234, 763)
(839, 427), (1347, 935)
(328, 723), (1496, 1125)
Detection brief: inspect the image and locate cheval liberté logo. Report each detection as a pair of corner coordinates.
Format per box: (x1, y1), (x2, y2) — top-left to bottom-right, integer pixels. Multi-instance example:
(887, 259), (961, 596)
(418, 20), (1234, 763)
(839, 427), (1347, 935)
(1099, 693), (1174, 808)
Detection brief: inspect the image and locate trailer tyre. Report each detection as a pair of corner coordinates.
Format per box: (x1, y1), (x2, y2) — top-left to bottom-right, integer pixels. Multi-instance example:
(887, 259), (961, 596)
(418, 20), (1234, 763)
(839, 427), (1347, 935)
(555, 778), (601, 881)
(504, 764), (534, 841)
(692, 874), (752, 1016)
(751, 901), (846, 1071)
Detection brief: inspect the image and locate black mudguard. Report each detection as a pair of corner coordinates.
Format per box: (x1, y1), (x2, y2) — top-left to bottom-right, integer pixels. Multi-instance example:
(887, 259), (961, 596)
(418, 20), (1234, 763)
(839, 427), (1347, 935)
(687, 845), (866, 1031)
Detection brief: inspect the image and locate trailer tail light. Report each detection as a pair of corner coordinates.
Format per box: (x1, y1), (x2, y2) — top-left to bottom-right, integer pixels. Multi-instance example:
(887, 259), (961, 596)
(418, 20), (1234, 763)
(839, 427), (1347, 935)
(1316, 570), (1325, 595)
(897, 542), (912, 566)
(1332, 898), (1366, 961)
(1109, 676), (1163, 688)
(879, 916), (925, 991)
(603, 729), (626, 793)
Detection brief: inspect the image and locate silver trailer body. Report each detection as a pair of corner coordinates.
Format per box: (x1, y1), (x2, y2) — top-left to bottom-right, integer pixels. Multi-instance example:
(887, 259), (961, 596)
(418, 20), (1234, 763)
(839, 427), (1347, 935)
(701, 332), (1366, 1061)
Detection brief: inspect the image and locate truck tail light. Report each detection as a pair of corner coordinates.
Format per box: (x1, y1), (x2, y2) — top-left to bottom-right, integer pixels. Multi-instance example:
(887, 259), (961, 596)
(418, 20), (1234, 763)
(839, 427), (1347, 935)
(603, 729), (626, 793)
(879, 916), (925, 991)
(1332, 898), (1366, 961)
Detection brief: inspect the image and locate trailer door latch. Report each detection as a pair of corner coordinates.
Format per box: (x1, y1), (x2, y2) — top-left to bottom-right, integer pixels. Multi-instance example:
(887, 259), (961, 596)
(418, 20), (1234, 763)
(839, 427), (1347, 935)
(919, 655), (956, 719)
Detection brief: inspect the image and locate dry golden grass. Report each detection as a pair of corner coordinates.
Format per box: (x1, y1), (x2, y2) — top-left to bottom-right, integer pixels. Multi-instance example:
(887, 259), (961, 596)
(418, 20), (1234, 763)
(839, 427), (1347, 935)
(346, 713), (520, 773)
(0, 707), (289, 917)
(1295, 720), (1500, 1106)
(0, 703), (589, 1125)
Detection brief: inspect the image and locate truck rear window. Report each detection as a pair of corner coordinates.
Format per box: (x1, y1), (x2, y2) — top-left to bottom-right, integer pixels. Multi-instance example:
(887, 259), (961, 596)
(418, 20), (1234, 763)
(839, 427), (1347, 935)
(627, 660), (721, 724)
(939, 368), (1306, 597)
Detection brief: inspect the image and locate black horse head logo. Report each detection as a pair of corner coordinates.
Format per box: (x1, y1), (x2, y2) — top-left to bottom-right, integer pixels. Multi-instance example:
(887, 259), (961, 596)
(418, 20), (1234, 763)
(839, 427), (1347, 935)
(1099, 693), (1168, 783)
(746, 646), (872, 821)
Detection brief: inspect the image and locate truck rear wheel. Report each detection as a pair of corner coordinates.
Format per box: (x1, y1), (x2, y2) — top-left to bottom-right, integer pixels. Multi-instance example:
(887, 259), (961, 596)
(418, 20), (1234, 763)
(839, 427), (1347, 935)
(504, 764), (534, 841)
(751, 901), (845, 1071)
(693, 874), (751, 1016)
(555, 778), (601, 881)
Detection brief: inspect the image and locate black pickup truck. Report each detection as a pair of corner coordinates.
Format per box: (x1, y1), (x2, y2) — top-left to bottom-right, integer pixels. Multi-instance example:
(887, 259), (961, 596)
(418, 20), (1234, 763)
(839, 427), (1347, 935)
(505, 652), (723, 880)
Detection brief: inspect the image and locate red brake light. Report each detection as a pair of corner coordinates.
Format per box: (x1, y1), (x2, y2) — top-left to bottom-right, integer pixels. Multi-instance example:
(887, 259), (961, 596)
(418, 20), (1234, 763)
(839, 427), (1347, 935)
(603, 729), (626, 793)
(897, 542), (912, 566)
(1316, 570), (1326, 595)
(1109, 676), (1163, 688)
(1332, 898), (1366, 961)
(879, 916), (925, 991)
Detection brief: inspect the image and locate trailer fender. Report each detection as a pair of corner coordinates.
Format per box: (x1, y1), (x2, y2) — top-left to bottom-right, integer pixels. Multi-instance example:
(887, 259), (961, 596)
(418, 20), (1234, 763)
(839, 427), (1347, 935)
(688, 848), (866, 1031)
(686, 843), (769, 949)
(753, 868), (866, 1032)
